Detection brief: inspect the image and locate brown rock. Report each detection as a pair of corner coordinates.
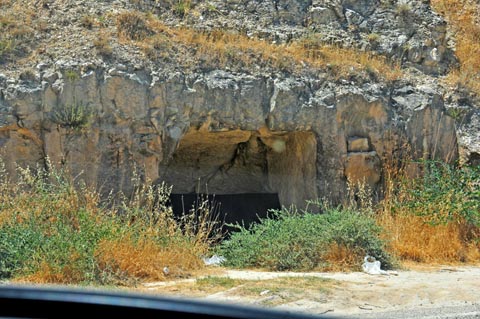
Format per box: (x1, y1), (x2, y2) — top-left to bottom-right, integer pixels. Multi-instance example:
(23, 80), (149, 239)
(348, 137), (370, 152)
(344, 151), (381, 187)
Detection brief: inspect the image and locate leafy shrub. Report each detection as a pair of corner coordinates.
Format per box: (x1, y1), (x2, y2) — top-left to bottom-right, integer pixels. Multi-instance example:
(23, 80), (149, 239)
(219, 207), (395, 271)
(403, 161), (480, 226)
(0, 209), (117, 282)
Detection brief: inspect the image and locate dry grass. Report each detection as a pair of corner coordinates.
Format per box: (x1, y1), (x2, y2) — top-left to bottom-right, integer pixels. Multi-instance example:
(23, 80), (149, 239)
(321, 243), (364, 272)
(118, 11), (402, 81)
(431, 0), (480, 95)
(377, 146), (480, 265)
(0, 1), (36, 63)
(95, 236), (204, 282)
(19, 259), (85, 284)
(378, 213), (480, 263)
(0, 161), (219, 285)
(145, 276), (334, 303)
(93, 33), (113, 57)
(116, 11), (152, 41)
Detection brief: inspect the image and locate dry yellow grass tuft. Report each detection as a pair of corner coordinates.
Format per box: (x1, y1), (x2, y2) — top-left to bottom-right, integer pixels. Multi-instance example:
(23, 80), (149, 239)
(116, 11), (152, 41)
(95, 236), (204, 281)
(20, 259), (85, 284)
(321, 243), (363, 271)
(378, 213), (480, 263)
(431, 0), (480, 95)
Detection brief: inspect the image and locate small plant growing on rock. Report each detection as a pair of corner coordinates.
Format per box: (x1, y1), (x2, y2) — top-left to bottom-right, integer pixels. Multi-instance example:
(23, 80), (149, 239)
(367, 33), (380, 44)
(64, 69), (79, 82)
(0, 38), (15, 63)
(396, 3), (411, 17)
(93, 34), (113, 57)
(51, 103), (93, 129)
(19, 68), (36, 82)
(173, 0), (192, 17)
(116, 11), (151, 41)
(80, 15), (95, 29)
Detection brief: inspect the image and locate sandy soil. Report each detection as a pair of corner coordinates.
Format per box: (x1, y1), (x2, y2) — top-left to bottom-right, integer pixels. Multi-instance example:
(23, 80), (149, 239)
(143, 265), (480, 317)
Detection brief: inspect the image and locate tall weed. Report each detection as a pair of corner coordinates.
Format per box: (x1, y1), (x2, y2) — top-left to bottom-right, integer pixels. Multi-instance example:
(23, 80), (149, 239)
(0, 159), (217, 284)
(396, 161), (479, 226)
(378, 160), (480, 263)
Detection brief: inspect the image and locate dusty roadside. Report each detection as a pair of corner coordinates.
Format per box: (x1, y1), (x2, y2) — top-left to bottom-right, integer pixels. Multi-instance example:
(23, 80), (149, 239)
(141, 265), (480, 317)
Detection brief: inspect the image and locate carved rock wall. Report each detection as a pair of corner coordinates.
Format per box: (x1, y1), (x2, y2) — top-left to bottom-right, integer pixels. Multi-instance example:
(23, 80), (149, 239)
(0, 66), (460, 207)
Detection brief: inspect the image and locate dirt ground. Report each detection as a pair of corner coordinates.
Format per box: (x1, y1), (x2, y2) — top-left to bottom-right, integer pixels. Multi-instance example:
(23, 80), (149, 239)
(141, 264), (480, 317)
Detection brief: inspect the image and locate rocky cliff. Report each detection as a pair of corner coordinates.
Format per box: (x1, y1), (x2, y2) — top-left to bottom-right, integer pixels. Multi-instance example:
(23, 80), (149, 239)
(0, 0), (478, 207)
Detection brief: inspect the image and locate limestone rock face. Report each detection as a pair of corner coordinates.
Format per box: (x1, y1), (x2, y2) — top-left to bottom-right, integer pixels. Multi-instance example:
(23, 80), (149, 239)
(144, 0), (456, 75)
(0, 65), (464, 207)
(0, 0), (476, 214)
(344, 151), (381, 188)
(348, 137), (370, 152)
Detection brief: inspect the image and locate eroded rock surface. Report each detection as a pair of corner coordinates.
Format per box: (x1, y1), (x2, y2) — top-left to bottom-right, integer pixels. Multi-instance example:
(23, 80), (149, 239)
(0, 0), (477, 209)
(0, 65), (463, 207)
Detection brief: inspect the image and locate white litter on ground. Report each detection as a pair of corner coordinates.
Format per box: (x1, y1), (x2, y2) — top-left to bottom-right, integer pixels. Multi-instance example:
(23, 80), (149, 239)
(203, 255), (226, 266)
(362, 255), (390, 275)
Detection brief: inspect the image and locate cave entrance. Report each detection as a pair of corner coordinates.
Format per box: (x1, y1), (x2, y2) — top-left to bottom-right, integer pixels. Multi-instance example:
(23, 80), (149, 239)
(159, 127), (318, 222)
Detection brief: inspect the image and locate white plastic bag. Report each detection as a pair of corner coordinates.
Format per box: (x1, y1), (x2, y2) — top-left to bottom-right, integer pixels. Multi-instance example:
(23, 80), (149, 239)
(203, 255), (226, 266)
(362, 255), (389, 275)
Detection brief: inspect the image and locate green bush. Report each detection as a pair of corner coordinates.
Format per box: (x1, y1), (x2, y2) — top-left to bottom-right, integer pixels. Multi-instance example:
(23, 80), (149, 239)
(219, 207), (395, 271)
(0, 161), (213, 284)
(0, 164), (118, 281)
(404, 161), (480, 226)
(0, 209), (117, 281)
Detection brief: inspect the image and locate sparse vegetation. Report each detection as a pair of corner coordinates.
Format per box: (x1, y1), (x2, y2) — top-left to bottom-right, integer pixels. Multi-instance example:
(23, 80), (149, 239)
(431, 0), (480, 96)
(80, 15), (95, 29)
(396, 3), (411, 17)
(116, 11), (152, 41)
(0, 9), (34, 63)
(0, 160), (218, 284)
(146, 275), (335, 303)
(195, 276), (242, 291)
(64, 69), (79, 82)
(132, 14), (402, 81)
(93, 33), (113, 57)
(234, 276), (332, 302)
(367, 33), (380, 44)
(378, 159), (480, 263)
(51, 102), (93, 129)
(172, 0), (192, 17)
